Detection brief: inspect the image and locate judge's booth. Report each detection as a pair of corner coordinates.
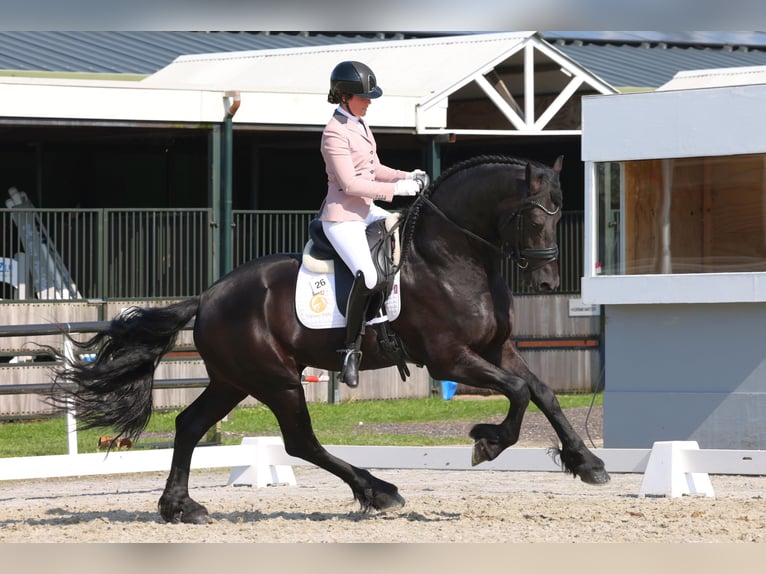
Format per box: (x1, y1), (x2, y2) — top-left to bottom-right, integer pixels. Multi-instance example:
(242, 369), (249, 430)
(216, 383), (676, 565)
(581, 67), (766, 448)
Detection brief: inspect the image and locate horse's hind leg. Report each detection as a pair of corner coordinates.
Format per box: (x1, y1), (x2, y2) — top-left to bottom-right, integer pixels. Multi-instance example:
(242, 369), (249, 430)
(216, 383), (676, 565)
(261, 383), (405, 512)
(158, 379), (246, 524)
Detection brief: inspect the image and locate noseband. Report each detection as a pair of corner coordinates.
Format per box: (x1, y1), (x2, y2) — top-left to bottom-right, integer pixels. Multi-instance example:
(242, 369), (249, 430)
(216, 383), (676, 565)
(507, 199), (561, 270)
(413, 195), (560, 270)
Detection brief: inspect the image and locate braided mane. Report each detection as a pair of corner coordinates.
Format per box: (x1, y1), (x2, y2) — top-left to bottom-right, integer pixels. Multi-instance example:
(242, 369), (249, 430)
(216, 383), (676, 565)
(400, 154), (559, 263)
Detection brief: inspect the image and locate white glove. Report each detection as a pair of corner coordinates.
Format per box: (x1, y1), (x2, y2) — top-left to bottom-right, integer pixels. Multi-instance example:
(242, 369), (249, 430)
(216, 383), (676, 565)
(406, 169), (430, 191)
(394, 179), (421, 196)
(405, 169), (427, 180)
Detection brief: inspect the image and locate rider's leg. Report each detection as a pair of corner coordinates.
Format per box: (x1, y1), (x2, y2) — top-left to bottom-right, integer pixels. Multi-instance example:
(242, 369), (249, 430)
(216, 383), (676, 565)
(321, 220), (377, 387)
(338, 270), (373, 387)
(368, 203), (393, 223)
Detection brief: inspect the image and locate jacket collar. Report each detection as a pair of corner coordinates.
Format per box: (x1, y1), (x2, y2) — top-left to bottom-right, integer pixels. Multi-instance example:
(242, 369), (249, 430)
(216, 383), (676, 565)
(334, 108), (370, 140)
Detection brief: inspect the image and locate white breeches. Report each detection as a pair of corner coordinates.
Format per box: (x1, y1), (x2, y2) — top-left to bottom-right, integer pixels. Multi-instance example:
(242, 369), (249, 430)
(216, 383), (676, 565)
(322, 204), (391, 290)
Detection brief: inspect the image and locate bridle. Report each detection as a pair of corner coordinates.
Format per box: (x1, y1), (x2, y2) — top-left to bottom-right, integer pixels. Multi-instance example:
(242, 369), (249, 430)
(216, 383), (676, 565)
(412, 194), (561, 270)
(506, 199), (561, 270)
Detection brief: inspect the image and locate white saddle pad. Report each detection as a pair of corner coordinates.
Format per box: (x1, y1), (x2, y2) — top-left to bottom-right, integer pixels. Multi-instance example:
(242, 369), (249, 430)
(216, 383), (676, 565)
(295, 265), (401, 329)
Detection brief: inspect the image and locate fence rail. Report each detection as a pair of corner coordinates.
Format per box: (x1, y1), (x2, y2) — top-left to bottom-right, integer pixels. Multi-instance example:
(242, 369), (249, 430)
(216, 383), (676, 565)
(1, 207), (584, 301)
(0, 319), (210, 452)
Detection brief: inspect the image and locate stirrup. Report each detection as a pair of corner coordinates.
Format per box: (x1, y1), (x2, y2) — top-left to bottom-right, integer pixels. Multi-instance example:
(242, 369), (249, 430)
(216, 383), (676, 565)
(338, 348), (362, 388)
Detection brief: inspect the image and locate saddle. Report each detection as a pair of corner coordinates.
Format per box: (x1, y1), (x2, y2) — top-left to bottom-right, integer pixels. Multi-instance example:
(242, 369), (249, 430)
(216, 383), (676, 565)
(302, 214), (402, 316)
(301, 214), (410, 381)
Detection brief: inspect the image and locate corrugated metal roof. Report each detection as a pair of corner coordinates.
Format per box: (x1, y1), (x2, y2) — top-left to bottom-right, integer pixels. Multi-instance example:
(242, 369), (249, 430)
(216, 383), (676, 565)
(0, 31), (399, 75)
(1, 31), (766, 90)
(554, 40), (766, 89)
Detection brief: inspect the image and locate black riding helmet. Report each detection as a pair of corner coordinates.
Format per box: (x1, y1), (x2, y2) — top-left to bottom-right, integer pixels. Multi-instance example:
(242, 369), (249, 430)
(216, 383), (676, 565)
(327, 61), (383, 104)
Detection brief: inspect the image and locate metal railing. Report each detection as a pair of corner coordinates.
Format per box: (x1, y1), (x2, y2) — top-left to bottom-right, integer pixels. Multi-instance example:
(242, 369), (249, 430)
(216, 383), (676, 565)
(233, 210), (316, 264)
(1, 208), (584, 300)
(233, 210), (584, 294)
(1, 208), (213, 300)
(0, 320), (207, 453)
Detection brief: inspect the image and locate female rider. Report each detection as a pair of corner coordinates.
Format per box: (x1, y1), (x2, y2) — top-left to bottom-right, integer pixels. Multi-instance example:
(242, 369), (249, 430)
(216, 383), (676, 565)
(318, 60), (426, 387)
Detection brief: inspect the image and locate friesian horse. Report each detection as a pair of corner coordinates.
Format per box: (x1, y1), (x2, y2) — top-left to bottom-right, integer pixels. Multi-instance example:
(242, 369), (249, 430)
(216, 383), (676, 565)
(52, 154), (609, 524)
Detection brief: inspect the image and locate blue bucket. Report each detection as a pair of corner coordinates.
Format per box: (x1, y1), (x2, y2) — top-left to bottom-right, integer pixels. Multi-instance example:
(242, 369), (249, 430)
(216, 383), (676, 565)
(441, 380), (458, 400)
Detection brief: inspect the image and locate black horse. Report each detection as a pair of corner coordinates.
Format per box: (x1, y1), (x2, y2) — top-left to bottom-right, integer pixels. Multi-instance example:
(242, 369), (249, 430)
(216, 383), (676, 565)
(52, 154), (609, 524)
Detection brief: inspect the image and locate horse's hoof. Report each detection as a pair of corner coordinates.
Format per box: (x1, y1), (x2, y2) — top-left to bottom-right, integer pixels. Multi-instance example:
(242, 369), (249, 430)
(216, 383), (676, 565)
(365, 486), (405, 512)
(580, 467), (611, 485)
(373, 491), (406, 512)
(356, 480), (406, 512)
(181, 511), (211, 524)
(471, 438), (502, 465)
(159, 498), (210, 524)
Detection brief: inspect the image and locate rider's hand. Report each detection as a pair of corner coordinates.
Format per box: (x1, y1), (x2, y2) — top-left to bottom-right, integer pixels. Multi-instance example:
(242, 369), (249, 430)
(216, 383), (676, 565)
(394, 179), (421, 196)
(406, 169), (427, 180)
(406, 169), (430, 192)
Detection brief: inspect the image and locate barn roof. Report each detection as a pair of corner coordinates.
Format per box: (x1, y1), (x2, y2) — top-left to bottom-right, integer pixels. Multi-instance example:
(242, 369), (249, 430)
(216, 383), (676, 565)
(0, 32), (616, 136)
(3, 31), (766, 136)
(0, 31), (394, 76)
(2, 31), (766, 91)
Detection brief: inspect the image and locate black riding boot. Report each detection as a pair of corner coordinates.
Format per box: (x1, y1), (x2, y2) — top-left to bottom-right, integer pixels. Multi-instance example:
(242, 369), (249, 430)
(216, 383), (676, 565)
(338, 271), (372, 388)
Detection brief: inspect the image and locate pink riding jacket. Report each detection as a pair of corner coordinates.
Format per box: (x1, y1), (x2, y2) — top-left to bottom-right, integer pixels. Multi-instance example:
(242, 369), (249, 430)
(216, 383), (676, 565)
(319, 110), (406, 222)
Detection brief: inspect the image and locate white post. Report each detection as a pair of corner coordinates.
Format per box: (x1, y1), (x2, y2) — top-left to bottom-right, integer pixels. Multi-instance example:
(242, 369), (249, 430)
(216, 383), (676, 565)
(15, 252), (27, 300)
(63, 337), (78, 455)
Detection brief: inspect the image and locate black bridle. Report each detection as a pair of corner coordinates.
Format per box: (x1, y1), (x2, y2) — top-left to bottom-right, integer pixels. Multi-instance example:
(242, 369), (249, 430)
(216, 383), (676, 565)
(412, 194), (561, 270)
(506, 199), (561, 270)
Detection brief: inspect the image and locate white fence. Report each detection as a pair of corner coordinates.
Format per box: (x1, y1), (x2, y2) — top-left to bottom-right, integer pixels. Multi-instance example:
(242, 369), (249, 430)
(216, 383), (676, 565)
(1, 437), (765, 498)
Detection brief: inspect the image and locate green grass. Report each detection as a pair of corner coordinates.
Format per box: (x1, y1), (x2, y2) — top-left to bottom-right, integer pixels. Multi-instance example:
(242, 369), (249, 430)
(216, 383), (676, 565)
(0, 394), (602, 458)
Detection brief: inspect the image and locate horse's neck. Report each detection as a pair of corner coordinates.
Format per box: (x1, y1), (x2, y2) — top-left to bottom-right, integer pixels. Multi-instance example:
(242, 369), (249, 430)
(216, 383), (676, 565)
(405, 225), (498, 282)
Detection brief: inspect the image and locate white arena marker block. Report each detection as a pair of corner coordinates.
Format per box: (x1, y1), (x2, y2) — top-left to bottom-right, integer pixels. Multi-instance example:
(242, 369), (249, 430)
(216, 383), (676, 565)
(227, 436), (297, 488)
(639, 441), (714, 498)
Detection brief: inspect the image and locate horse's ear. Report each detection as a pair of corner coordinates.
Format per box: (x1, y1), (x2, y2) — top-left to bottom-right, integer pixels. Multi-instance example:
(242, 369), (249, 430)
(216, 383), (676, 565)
(525, 162), (543, 193)
(553, 156), (564, 174)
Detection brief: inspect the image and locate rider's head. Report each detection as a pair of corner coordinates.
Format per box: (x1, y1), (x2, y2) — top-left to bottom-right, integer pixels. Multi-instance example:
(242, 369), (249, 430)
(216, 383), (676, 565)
(327, 61), (383, 105)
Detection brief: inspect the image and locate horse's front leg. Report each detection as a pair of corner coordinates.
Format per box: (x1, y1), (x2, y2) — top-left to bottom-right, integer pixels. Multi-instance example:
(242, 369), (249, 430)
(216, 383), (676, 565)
(430, 344), (531, 464)
(496, 341), (610, 485)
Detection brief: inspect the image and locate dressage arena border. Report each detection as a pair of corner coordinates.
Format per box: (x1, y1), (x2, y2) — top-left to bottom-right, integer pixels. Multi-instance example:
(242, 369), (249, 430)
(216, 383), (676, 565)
(1, 436), (765, 498)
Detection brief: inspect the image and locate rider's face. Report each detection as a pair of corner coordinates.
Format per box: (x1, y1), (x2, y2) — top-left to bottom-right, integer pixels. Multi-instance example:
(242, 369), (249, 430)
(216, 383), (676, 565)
(345, 95), (371, 118)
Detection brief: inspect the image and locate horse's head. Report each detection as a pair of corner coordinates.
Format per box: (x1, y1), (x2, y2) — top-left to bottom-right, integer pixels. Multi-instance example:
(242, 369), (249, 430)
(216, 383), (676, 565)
(403, 154), (564, 292)
(502, 156), (563, 292)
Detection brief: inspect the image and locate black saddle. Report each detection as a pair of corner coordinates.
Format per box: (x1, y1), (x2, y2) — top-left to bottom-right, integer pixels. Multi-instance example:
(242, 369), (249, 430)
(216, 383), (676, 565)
(303, 216), (400, 317)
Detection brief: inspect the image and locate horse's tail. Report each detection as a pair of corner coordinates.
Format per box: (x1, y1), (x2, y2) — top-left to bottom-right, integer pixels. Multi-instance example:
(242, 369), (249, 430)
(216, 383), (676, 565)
(50, 297), (201, 442)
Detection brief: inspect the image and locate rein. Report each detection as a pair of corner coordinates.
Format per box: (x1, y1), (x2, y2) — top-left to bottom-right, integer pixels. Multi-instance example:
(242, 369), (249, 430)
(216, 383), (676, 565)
(415, 194), (505, 255)
(408, 193), (560, 270)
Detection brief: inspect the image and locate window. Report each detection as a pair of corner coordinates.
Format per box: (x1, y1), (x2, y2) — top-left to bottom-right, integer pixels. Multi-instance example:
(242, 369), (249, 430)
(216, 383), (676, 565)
(596, 154), (766, 276)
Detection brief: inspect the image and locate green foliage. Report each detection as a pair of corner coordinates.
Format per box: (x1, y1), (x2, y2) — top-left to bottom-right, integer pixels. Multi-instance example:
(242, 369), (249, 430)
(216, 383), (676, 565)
(0, 394), (602, 457)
